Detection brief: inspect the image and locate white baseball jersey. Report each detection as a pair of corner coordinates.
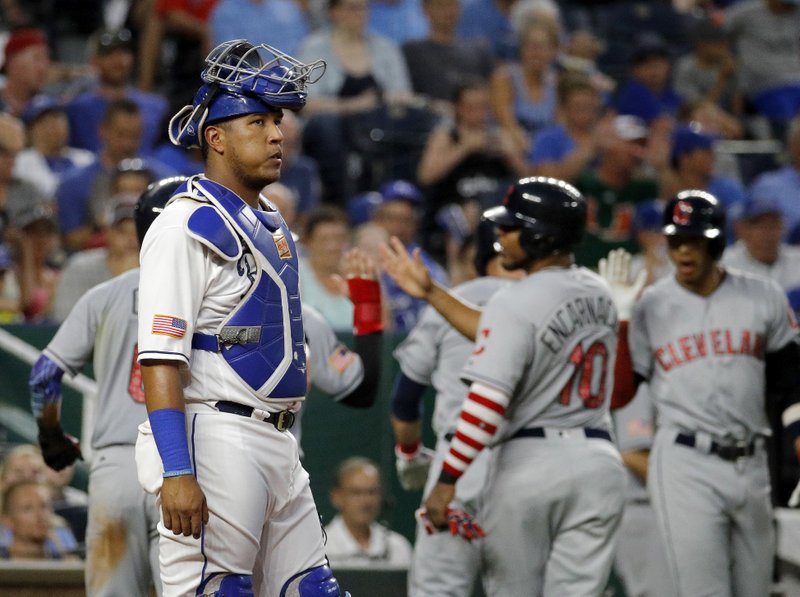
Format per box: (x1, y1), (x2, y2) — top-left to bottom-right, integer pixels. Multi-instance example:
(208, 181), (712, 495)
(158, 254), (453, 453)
(462, 266), (618, 436)
(722, 241), (800, 292)
(394, 276), (513, 438)
(45, 268), (145, 448)
(629, 270), (799, 439)
(137, 195), (301, 410)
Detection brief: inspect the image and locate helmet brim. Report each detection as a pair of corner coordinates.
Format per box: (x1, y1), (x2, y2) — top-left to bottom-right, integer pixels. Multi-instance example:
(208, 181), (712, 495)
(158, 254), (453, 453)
(482, 206), (519, 227)
(662, 224), (722, 238)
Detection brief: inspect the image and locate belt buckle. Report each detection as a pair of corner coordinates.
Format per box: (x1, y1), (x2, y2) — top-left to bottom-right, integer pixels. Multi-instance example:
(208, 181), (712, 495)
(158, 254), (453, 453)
(274, 410), (294, 432)
(717, 440), (749, 461)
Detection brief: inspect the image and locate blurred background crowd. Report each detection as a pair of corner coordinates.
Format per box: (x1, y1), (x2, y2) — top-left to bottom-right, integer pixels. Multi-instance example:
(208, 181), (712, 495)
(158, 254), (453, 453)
(2, 0), (800, 572)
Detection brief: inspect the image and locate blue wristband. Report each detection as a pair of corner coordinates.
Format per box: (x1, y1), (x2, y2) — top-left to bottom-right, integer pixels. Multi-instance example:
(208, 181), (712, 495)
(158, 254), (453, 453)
(149, 408), (193, 478)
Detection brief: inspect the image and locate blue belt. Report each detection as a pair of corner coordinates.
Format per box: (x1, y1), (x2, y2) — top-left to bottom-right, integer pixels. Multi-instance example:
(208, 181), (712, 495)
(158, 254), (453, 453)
(511, 427), (612, 441)
(215, 401), (295, 432)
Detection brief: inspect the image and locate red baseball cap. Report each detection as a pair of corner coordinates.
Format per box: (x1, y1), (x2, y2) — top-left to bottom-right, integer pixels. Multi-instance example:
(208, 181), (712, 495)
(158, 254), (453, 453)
(2, 28), (48, 71)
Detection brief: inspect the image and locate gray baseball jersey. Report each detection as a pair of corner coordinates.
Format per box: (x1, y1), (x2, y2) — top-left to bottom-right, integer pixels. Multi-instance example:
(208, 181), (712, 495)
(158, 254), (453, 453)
(630, 270), (798, 439)
(722, 241), (800, 292)
(44, 268), (146, 449)
(630, 269), (798, 597)
(458, 266), (625, 595)
(42, 268), (160, 597)
(293, 304), (364, 449)
(462, 266), (618, 437)
(394, 275), (511, 597)
(394, 276), (512, 438)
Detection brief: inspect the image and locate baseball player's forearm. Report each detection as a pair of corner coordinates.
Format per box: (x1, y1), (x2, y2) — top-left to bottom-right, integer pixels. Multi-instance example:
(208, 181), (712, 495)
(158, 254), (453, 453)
(440, 382), (508, 483)
(428, 281), (481, 342)
(392, 416), (422, 447)
(338, 332), (381, 408)
(141, 361), (186, 413)
(621, 449), (650, 483)
(611, 321), (639, 410)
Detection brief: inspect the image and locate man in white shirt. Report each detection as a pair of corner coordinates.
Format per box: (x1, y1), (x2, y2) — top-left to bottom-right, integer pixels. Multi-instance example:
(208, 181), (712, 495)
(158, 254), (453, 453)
(324, 457), (413, 569)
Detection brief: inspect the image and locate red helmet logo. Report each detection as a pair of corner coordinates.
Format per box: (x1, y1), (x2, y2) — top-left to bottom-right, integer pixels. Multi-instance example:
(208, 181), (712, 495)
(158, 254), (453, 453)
(673, 201), (693, 226)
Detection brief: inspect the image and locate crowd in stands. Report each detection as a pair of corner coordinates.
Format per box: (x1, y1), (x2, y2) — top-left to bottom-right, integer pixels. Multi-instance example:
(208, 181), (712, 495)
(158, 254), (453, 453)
(3, 0), (800, 569)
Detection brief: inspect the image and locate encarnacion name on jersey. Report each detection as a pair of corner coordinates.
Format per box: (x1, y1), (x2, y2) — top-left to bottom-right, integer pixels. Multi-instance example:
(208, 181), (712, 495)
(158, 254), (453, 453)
(540, 295), (617, 354)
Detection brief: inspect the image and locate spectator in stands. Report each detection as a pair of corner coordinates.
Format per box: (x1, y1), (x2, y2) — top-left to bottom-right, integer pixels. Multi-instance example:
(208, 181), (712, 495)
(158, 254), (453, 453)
(749, 116), (800, 241)
(629, 199), (673, 286)
(0, 244), (21, 323)
(723, 194), (800, 294)
(13, 96), (95, 199)
(297, 0), (415, 203)
(299, 206), (354, 331)
(262, 182), (300, 230)
(137, 0), (216, 106)
(368, 0), (429, 45)
(615, 35), (684, 125)
(0, 481), (79, 560)
(527, 75), (606, 182)
(57, 100), (170, 252)
(558, 29), (616, 96)
(41, 464), (88, 545)
(0, 28), (51, 118)
(669, 124), (746, 209)
(277, 111), (322, 216)
(724, 0), (800, 127)
(674, 16), (743, 118)
(51, 196), (139, 323)
(574, 114), (660, 267)
(324, 457), (413, 569)
(0, 113), (38, 243)
(417, 76), (524, 262)
(402, 0), (494, 115)
(6, 196), (61, 322)
(490, 21), (559, 154)
(458, 0), (538, 61)
(65, 28), (168, 155)
(210, 0), (308, 56)
(370, 180), (448, 331)
(0, 444), (46, 490)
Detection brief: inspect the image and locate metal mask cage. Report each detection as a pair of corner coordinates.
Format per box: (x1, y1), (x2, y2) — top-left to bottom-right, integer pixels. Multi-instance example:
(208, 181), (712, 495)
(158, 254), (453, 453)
(201, 39), (326, 99)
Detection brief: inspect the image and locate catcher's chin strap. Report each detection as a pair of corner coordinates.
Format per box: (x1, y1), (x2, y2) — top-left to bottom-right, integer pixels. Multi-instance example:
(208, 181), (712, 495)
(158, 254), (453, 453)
(169, 83), (221, 148)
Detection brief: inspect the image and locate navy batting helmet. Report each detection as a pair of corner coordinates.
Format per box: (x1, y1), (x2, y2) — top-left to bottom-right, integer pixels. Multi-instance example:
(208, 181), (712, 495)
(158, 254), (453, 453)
(482, 177), (587, 263)
(662, 189), (726, 259)
(169, 39), (326, 148)
(135, 176), (188, 246)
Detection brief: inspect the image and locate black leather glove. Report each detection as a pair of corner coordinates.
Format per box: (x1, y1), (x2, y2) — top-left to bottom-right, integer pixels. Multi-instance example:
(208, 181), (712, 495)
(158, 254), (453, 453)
(38, 424), (83, 470)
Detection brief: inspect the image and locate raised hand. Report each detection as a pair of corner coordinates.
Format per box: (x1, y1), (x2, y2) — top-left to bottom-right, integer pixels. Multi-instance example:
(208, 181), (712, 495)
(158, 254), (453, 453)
(598, 248), (647, 320)
(379, 236), (433, 300)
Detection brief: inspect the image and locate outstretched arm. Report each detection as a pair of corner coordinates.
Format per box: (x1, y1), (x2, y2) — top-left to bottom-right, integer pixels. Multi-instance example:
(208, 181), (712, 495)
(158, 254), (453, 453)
(379, 236), (482, 341)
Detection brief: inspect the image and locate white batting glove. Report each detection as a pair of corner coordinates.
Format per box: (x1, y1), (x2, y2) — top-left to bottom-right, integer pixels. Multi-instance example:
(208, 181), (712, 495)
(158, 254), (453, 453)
(598, 248), (647, 320)
(789, 480), (800, 508)
(395, 444), (435, 491)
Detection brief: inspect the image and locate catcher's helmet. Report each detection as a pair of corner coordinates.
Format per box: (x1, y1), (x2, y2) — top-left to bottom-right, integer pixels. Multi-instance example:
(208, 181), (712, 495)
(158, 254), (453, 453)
(169, 39), (326, 148)
(482, 177), (587, 263)
(662, 189), (725, 259)
(135, 176), (188, 246)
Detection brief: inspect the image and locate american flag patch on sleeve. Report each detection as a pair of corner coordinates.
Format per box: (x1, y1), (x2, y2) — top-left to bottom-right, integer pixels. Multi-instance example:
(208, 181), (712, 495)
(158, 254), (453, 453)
(152, 315), (188, 338)
(328, 345), (355, 373)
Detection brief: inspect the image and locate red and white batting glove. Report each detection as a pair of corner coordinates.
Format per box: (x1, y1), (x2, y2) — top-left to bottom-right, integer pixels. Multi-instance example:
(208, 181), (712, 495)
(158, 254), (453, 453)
(395, 441), (435, 491)
(415, 507), (486, 542)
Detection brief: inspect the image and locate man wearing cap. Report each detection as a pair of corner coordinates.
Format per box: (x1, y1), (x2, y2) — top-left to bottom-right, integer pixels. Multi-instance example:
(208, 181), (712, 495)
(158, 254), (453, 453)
(0, 28), (51, 118)
(371, 179), (448, 332)
(57, 99), (175, 252)
(51, 196), (140, 323)
(614, 35), (684, 124)
(670, 124), (746, 209)
(65, 28), (168, 155)
(574, 114), (660, 268)
(13, 96), (94, 198)
(722, 195), (800, 295)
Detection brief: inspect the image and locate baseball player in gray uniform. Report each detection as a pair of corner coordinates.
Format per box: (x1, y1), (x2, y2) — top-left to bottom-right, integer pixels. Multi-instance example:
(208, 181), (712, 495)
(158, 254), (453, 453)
(27, 177), (187, 596)
(610, 383), (675, 597)
(134, 40), (351, 597)
(610, 190), (800, 597)
(391, 221), (523, 597)
(381, 177), (626, 596)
